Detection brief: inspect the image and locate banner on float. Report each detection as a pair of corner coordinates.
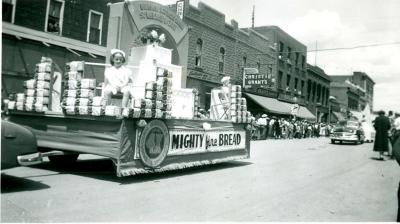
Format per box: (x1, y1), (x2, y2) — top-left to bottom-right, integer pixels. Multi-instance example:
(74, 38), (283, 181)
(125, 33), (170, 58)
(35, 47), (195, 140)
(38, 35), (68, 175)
(168, 129), (246, 156)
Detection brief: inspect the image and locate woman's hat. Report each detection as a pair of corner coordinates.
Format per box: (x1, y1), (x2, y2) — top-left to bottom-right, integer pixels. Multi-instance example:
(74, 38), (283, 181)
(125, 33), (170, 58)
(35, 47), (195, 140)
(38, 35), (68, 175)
(262, 114), (268, 118)
(110, 49), (126, 58)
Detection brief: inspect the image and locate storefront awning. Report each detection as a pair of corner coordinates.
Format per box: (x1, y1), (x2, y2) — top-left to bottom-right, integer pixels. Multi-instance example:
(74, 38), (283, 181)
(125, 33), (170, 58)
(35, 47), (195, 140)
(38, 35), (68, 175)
(297, 106), (316, 120)
(244, 93), (291, 115)
(244, 93), (316, 120)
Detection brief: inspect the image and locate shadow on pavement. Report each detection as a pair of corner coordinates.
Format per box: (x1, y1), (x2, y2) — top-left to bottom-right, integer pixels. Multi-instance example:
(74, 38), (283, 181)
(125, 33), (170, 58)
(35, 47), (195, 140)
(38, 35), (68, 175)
(369, 157), (387, 161)
(29, 158), (252, 184)
(1, 173), (50, 193)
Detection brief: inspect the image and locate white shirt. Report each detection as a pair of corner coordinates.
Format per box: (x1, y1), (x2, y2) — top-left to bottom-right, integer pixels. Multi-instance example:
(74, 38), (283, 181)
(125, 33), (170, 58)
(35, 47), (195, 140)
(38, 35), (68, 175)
(394, 117), (400, 130)
(104, 66), (131, 89)
(256, 117), (267, 126)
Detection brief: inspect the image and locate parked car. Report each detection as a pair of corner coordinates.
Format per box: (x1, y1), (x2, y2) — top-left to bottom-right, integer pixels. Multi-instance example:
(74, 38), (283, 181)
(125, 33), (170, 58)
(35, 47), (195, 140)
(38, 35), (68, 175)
(330, 120), (365, 144)
(1, 120), (38, 169)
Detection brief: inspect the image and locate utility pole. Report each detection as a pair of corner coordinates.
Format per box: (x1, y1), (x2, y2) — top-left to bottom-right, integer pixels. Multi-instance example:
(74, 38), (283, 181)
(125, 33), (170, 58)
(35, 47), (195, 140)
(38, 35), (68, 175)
(314, 40), (318, 66)
(251, 5), (255, 29)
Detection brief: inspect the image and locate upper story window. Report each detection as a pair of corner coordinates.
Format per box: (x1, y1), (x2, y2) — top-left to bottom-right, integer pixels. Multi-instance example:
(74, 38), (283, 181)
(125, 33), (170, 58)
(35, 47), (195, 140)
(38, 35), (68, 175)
(87, 10), (103, 45)
(286, 74), (291, 90)
(278, 41), (284, 58)
(295, 52), (299, 65)
(45, 0), (65, 34)
(2, 0), (16, 23)
(301, 55), (306, 69)
(256, 60), (261, 71)
(287, 47), (292, 59)
(218, 47), (225, 73)
(195, 38), (202, 67)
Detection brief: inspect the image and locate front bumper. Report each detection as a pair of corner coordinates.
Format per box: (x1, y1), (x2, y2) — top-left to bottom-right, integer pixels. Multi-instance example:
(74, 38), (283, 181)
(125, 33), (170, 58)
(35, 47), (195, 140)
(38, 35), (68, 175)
(331, 136), (358, 142)
(17, 151), (66, 166)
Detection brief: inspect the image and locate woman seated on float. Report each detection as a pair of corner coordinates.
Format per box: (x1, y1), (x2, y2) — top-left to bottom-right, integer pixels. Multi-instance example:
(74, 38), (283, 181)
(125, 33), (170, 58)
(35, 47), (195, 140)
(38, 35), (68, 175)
(103, 49), (132, 108)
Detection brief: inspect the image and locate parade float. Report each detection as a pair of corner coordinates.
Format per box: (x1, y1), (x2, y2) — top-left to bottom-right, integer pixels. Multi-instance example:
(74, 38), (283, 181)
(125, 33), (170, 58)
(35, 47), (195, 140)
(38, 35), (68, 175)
(6, 28), (252, 177)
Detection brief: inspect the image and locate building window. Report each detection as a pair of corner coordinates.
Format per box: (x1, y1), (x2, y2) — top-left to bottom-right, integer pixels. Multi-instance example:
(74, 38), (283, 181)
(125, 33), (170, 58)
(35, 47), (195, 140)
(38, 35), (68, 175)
(301, 55), (306, 69)
(241, 56), (247, 75)
(45, 0), (64, 34)
(301, 80), (305, 95)
(256, 59), (261, 71)
(287, 47), (292, 59)
(219, 47), (225, 73)
(295, 52), (299, 65)
(294, 78), (298, 92)
(87, 10), (103, 45)
(195, 38), (202, 67)
(278, 41), (284, 58)
(286, 74), (291, 91)
(2, 0), (16, 23)
(278, 71), (283, 89)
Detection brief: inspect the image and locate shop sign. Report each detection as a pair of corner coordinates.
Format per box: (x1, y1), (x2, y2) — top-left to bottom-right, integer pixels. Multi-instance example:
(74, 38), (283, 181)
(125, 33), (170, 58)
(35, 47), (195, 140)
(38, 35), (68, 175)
(243, 68), (267, 89)
(176, 0), (184, 19)
(168, 129), (246, 156)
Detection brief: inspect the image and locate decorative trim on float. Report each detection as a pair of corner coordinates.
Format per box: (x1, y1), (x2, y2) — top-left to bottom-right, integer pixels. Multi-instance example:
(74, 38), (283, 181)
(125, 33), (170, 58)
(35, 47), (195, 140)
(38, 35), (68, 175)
(118, 155), (248, 177)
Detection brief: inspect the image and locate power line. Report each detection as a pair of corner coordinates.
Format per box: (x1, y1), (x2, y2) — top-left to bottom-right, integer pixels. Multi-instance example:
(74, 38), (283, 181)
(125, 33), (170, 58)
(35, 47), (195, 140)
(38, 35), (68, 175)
(223, 41), (400, 56)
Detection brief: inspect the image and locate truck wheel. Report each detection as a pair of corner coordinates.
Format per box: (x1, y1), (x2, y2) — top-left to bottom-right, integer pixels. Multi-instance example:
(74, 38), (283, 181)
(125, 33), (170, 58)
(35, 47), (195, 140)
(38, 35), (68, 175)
(331, 140), (335, 144)
(48, 154), (79, 165)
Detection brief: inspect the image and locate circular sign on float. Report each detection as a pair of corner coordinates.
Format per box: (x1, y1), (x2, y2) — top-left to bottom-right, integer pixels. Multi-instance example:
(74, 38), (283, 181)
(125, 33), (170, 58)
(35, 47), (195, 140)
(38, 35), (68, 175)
(138, 120), (170, 168)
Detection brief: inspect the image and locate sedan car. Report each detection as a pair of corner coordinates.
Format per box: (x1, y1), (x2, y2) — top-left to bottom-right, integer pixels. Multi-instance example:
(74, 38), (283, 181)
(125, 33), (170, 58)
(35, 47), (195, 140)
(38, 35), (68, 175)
(330, 121), (365, 144)
(1, 120), (38, 169)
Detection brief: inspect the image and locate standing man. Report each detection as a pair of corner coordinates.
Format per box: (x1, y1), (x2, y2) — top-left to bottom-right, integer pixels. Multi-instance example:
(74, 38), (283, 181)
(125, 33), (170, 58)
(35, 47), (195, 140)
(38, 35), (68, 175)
(256, 114), (268, 140)
(373, 110), (391, 160)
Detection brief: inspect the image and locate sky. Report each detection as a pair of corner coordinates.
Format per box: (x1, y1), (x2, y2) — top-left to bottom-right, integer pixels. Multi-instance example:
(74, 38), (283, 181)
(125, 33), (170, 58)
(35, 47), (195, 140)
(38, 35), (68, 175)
(151, 0), (400, 113)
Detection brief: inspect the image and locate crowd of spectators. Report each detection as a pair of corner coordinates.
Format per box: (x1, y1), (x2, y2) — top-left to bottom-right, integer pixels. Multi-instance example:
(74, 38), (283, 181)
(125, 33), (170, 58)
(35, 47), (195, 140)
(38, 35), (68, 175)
(251, 113), (332, 140)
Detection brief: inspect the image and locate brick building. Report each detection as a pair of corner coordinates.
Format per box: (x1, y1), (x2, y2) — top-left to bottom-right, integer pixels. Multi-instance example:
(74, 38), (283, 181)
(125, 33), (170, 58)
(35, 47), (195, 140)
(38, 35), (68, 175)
(181, 2), (276, 110)
(306, 64), (331, 122)
(2, 0), (111, 97)
(330, 71), (374, 115)
(253, 26), (307, 105)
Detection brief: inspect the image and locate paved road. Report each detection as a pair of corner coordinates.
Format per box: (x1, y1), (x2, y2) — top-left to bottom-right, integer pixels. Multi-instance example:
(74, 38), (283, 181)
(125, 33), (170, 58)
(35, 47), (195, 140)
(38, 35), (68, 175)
(1, 138), (399, 222)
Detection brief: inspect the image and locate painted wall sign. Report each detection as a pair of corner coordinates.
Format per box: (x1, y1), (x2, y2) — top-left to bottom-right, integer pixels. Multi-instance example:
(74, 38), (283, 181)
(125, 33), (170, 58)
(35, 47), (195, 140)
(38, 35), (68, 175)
(243, 68), (267, 88)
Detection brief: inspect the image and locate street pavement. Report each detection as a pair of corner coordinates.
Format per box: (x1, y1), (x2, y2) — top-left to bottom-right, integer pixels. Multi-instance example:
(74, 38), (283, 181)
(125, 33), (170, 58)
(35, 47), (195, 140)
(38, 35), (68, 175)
(1, 137), (399, 222)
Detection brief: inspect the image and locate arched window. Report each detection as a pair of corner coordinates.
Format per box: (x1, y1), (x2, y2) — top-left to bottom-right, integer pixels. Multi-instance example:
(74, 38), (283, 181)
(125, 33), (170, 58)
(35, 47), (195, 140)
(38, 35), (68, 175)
(219, 47), (225, 73)
(195, 38), (203, 67)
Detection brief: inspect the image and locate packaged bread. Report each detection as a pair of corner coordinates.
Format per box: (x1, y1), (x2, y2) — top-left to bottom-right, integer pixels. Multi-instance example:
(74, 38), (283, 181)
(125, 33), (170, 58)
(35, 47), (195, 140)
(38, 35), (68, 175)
(16, 93), (25, 102)
(80, 79), (96, 89)
(77, 98), (92, 107)
(64, 71), (82, 81)
(66, 61), (84, 72)
(92, 96), (105, 107)
(132, 108), (141, 118)
(24, 79), (36, 89)
(35, 72), (51, 81)
(36, 89), (50, 97)
(36, 80), (50, 89)
(79, 89), (94, 98)
(35, 97), (49, 105)
(63, 97), (76, 106)
(34, 104), (48, 112)
(16, 102), (24, 111)
(91, 106), (104, 116)
(143, 109), (152, 118)
(25, 89), (35, 97)
(64, 106), (77, 115)
(25, 96), (35, 104)
(122, 108), (132, 118)
(66, 80), (79, 89)
(78, 106), (91, 115)
(36, 63), (52, 73)
(145, 82), (157, 91)
(24, 103), (34, 111)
